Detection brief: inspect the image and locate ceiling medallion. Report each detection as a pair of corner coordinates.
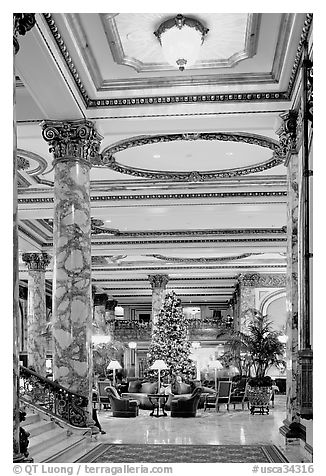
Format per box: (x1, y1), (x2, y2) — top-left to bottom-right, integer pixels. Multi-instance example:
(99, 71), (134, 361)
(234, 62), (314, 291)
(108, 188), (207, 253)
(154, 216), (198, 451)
(154, 14), (209, 71)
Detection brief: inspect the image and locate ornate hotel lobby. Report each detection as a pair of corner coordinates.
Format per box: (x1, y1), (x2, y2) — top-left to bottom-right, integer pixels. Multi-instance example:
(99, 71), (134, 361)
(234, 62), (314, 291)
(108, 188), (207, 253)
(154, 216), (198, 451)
(13, 12), (313, 465)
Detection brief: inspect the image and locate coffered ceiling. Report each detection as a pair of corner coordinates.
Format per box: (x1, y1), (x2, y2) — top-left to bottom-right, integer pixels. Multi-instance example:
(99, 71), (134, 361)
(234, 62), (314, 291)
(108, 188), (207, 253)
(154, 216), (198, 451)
(15, 12), (312, 307)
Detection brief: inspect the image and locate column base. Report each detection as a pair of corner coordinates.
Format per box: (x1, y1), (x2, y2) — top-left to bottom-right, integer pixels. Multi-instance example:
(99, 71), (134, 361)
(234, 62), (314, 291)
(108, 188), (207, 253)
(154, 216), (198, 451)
(13, 452), (34, 463)
(279, 419), (306, 444)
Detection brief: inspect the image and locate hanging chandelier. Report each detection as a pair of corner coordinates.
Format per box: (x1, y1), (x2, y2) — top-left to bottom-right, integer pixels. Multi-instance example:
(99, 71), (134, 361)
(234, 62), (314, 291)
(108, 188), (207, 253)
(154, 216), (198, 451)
(154, 14), (209, 71)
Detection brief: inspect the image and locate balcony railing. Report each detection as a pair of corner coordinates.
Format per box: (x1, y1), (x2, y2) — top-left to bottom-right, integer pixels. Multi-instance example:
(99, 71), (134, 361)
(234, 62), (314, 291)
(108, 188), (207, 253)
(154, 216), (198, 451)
(113, 318), (233, 342)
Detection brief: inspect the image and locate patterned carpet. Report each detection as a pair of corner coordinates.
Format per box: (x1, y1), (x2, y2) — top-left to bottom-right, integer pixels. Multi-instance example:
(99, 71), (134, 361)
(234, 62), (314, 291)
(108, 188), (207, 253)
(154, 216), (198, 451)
(75, 444), (288, 463)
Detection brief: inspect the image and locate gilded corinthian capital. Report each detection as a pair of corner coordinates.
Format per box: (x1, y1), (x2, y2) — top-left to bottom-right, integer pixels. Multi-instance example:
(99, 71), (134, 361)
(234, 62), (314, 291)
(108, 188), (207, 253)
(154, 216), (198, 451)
(41, 120), (103, 166)
(22, 252), (51, 271)
(148, 274), (169, 289)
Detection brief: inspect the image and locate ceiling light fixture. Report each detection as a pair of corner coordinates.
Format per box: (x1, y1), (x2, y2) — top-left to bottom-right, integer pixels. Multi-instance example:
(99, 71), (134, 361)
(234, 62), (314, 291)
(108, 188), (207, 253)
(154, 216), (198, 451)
(154, 14), (209, 71)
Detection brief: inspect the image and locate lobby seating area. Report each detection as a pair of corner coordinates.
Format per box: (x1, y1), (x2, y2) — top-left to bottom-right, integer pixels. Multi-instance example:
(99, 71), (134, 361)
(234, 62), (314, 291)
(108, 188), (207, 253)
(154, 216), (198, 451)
(13, 12), (313, 465)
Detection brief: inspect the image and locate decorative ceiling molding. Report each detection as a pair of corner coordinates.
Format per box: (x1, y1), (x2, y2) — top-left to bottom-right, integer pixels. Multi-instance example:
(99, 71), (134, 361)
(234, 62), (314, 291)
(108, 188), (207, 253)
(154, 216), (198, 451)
(97, 132), (284, 180)
(148, 252), (263, 263)
(42, 13), (312, 108)
(102, 13), (260, 73)
(92, 276), (238, 282)
(90, 264), (285, 272)
(17, 149), (48, 176)
(18, 190), (287, 204)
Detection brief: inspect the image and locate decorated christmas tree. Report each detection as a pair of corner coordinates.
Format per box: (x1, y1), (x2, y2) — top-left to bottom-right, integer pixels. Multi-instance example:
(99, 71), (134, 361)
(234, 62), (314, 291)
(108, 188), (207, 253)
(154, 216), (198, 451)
(146, 291), (196, 382)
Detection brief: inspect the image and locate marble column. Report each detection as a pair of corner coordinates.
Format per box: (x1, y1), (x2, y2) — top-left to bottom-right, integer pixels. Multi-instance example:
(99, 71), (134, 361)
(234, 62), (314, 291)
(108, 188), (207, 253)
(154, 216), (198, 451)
(22, 252), (51, 375)
(93, 292), (108, 335)
(148, 274), (169, 325)
(277, 111), (300, 426)
(13, 13), (36, 463)
(41, 120), (103, 423)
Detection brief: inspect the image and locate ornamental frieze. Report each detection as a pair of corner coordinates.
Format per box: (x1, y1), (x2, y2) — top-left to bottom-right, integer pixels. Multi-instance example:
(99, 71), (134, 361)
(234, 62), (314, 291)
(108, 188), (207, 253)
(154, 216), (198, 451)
(148, 274), (169, 289)
(22, 252), (51, 271)
(238, 273), (286, 287)
(148, 252), (263, 263)
(18, 190), (287, 204)
(41, 120), (103, 165)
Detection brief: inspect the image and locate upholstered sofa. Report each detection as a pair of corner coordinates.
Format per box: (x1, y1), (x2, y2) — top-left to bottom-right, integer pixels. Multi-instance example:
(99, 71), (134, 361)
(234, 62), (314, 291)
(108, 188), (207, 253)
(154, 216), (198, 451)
(121, 381), (159, 410)
(121, 380), (216, 410)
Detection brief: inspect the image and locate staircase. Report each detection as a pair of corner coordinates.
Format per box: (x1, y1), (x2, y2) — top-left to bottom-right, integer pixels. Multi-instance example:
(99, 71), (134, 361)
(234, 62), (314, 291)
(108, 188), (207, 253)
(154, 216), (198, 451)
(21, 404), (94, 463)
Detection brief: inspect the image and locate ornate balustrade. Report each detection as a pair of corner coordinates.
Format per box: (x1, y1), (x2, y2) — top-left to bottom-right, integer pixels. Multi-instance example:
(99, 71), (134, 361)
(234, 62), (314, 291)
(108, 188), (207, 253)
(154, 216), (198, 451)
(19, 366), (89, 427)
(113, 320), (152, 340)
(112, 318), (233, 342)
(187, 318), (233, 340)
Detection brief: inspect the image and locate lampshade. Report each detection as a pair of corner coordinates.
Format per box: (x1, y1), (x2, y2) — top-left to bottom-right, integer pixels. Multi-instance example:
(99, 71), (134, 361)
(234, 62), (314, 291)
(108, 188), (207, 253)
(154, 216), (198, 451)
(150, 359), (168, 370)
(209, 360), (223, 370)
(107, 360), (122, 370)
(114, 306), (124, 317)
(154, 14), (209, 71)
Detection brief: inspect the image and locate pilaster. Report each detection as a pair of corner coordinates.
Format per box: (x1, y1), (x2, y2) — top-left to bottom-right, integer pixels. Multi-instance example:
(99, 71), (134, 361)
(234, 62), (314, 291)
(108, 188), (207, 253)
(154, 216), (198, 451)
(22, 252), (51, 376)
(13, 13), (36, 463)
(148, 274), (169, 325)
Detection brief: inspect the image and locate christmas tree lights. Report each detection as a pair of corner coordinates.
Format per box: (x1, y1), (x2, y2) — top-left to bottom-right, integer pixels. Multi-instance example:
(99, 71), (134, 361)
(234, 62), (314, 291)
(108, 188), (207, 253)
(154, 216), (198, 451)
(146, 291), (196, 382)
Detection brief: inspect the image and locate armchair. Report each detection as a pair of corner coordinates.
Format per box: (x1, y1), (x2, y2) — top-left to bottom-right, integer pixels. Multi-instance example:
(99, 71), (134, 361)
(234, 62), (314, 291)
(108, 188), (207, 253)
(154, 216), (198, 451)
(105, 386), (139, 417)
(170, 387), (203, 417)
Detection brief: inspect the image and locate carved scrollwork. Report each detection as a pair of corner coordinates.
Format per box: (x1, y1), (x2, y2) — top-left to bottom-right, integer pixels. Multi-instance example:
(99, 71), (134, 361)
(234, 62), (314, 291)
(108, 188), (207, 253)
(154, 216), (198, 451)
(13, 14), (36, 54)
(238, 273), (286, 287)
(19, 366), (89, 428)
(17, 156), (30, 171)
(41, 120), (103, 166)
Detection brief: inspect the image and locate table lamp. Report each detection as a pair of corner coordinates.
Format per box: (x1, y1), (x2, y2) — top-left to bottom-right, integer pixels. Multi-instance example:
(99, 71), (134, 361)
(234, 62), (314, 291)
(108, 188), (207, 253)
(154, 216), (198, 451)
(107, 360), (122, 386)
(150, 359), (168, 391)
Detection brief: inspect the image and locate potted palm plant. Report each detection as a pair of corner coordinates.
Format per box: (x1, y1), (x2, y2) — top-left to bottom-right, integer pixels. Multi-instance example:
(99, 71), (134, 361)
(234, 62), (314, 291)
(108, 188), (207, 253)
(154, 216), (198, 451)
(226, 308), (285, 414)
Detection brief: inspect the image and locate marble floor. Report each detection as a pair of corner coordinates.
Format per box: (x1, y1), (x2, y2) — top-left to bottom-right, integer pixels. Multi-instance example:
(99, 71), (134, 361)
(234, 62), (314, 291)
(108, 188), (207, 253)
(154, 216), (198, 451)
(90, 395), (309, 463)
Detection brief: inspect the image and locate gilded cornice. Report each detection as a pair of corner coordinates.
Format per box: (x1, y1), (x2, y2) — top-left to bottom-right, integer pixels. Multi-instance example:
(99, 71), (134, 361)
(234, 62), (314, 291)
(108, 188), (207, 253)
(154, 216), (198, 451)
(42, 13), (312, 107)
(90, 264), (285, 272)
(43, 236), (287, 248)
(92, 276), (237, 282)
(238, 273), (286, 287)
(98, 132), (285, 180)
(18, 190), (287, 205)
(37, 223), (286, 239)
